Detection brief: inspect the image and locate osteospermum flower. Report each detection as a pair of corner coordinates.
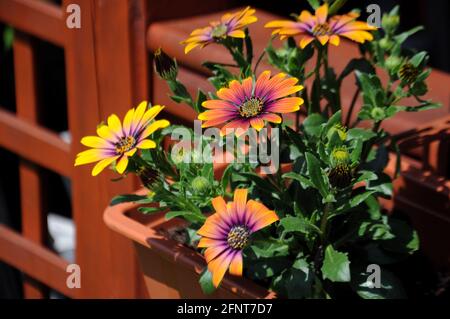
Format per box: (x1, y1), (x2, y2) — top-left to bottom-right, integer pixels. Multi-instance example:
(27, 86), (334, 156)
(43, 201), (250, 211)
(181, 6), (257, 54)
(265, 3), (376, 49)
(198, 71), (303, 136)
(75, 102), (169, 176)
(197, 189), (279, 287)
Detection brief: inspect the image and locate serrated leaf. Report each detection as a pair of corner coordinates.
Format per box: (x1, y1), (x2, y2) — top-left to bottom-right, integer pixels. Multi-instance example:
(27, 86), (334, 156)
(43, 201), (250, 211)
(321, 245), (351, 282)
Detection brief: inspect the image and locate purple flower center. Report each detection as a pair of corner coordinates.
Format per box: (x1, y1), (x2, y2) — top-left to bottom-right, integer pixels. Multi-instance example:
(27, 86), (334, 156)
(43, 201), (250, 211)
(239, 97), (263, 118)
(312, 23), (331, 36)
(115, 136), (136, 154)
(227, 225), (250, 250)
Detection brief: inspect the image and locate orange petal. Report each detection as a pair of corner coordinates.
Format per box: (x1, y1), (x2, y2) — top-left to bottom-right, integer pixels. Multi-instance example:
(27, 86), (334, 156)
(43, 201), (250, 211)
(208, 250), (234, 287)
(252, 210), (279, 231)
(229, 251), (243, 276)
(233, 188), (248, 222)
(315, 3), (328, 25)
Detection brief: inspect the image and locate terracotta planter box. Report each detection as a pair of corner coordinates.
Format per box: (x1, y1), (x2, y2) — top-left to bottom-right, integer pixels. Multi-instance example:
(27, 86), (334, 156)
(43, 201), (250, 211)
(104, 192), (274, 299)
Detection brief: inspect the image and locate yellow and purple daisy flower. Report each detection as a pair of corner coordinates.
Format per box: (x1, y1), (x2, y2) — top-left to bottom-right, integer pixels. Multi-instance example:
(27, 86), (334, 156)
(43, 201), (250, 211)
(197, 189), (279, 287)
(198, 71), (303, 136)
(265, 3), (376, 49)
(181, 6), (257, 54)
(75, 102), (169, 176)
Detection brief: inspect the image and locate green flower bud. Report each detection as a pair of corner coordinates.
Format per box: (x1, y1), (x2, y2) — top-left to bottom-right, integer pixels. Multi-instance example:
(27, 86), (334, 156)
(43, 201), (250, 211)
(331, 147), (350, 165)
(154, 48), (178, 81)
(371, 107), (386, 121)
(327, 123), (347, 141)
(385, 55), (403, 73)
(381, 14), (400, 33)
(191, 176), (210, 193)
(379, 38), (393, 51)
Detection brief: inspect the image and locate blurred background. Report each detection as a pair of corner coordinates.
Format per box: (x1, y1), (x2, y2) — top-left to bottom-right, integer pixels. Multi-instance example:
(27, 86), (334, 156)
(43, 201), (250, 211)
(0, 0), (448, 298)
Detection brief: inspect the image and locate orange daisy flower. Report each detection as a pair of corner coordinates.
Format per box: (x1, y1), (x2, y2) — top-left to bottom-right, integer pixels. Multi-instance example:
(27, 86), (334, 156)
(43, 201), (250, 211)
(198, 71), (303, 136)
(197, 189), (279, 287)
(265, 3), (376, 49)
(181, 6), (257, 54)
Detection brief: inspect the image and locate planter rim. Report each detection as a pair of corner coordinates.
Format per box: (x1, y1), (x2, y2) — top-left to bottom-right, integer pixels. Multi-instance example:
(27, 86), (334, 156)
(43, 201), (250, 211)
(103, 191), (275, 298)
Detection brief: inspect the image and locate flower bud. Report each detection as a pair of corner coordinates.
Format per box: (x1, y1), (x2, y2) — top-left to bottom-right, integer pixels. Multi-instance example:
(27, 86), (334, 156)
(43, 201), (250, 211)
(379, 38), (393, 51)
(154, 48), (178, 81)
(137, 165), (159, 187)
(327, 123), (347, 141)
(370, 107), (386, 121)
(331, 147), (350, 165)
(399, 62), (419, 84)
(191, 176), (210, 193)
(385, 55), (403, 73)
(328, 163), (353, 188)
(381, 14), (400, 34)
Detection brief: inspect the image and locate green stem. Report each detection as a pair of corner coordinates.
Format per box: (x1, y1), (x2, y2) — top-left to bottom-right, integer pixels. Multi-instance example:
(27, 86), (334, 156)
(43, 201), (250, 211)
(345, 88), (359, 127)
(253, 51), (266, 74)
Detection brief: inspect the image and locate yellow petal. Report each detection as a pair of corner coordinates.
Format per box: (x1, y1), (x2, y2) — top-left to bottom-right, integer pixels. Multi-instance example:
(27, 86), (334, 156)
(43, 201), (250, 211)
(107, 114), (123, 136)
(123, 108), (135, 135)
(80, 136), (109, 148)
(141, 105), (165, 125)
(116, 156), (129, 174)
(97, 125), (116, 142)
(250, 118), (265, 131)
(141, 119), (170, 138)
(133, 101), (148, 125)
(136, 139), (156, 149)
(329, 35), (340, 46)
(228, 30), (245, 38)
(75, 149), (107, 166)
(91, 156), (118, 176)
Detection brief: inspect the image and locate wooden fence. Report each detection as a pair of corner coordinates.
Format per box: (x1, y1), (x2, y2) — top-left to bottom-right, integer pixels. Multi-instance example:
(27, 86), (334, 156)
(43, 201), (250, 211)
(0, 0), (448, 298)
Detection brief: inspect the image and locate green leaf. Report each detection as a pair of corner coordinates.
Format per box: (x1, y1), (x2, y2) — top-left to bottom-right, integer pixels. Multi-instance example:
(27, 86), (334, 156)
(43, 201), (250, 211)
(367, 173), (393, 197)
(303, 113), (326, 137)
(199, 268), (216, 295)
(195, 89), (207, 114)
(305, 152), (329, 198)
(381, 219), (419, 255)
(110, 194), (149, 206)
(138, 206), (164, 214)
(351, 265), (406, 299)
(306, 0), (320, 9)
(272, 260), (314, 299)
(165, 210), (206, 223)
(321, 245), (351, 282)
(279, 216), (321, 236)
(393, 26), (423, 44)
(338, 58), (374, 82)
(347, 128), (376, 141)
(350, 190), (376, 208)
(282, 172), (314, 189)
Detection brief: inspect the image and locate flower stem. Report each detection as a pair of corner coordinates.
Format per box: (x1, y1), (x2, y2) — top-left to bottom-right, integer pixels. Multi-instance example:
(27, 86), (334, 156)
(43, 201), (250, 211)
(345, 88), (360, 127)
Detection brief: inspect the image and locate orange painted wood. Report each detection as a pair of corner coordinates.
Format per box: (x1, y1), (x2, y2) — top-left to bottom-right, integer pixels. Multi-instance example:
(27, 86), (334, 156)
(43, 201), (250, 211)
(0, 0), (65, 46)
(13, 33), (48, 298)
(64, 0), (147, 298)
(0, 225), (77, 298)
(0, 108), (71, 176)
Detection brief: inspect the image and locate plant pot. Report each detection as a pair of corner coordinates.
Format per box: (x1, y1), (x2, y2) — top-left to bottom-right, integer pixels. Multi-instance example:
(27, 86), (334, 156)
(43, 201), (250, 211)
(103, 190), (275, 299)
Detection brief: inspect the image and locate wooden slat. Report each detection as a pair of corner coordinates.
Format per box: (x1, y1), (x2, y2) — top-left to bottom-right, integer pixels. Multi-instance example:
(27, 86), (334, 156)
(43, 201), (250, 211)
(0, 225), (77, 298)
(0, 108), (71, 177)
(13, 33), (48, 298)
(0, 0), (65, 47)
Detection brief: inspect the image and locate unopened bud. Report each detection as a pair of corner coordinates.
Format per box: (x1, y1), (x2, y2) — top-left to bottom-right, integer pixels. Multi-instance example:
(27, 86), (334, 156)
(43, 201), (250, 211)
(154, 48), (178, 81)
